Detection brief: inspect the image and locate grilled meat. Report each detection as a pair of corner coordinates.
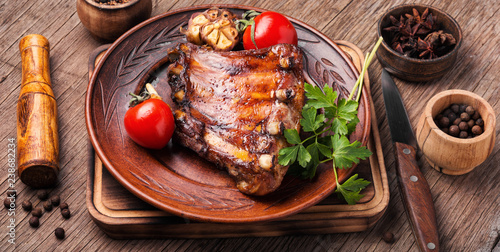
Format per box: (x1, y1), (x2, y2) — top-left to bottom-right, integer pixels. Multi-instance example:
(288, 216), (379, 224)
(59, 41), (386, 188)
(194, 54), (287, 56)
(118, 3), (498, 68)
(167, 43), (305, 195)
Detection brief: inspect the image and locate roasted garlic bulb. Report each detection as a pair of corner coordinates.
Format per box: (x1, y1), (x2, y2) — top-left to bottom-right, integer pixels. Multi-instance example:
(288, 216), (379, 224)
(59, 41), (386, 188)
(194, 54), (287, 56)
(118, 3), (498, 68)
(181, 8), (240, 51)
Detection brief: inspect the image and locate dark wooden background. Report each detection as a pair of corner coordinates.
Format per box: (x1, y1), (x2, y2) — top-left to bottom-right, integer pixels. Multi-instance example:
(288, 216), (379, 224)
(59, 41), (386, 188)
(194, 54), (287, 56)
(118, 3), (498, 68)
(1, 0), (498, 251)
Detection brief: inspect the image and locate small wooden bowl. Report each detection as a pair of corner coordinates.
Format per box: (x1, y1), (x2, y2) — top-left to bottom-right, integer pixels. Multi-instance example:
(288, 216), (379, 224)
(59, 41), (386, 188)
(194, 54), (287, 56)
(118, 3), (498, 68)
(376, 4), (462, 82)
(76, 0), (152, 42)
(416, 90), (496, 175)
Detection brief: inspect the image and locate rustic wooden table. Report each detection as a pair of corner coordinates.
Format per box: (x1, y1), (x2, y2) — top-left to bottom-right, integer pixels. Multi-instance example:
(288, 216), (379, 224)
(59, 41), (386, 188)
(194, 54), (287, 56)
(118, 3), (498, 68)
(1, 0), (498, 251)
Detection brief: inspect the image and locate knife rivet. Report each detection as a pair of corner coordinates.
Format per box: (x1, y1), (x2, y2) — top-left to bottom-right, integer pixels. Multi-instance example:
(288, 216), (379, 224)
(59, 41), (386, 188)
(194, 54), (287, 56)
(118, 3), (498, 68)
(410, 176), (418, 182)
(403, 148), (411, 154)
(427, 242), (436, 249)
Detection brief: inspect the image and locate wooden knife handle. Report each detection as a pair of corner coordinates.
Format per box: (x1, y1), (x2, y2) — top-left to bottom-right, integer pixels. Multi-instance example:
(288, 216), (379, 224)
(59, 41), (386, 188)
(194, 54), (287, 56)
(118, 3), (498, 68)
(17, 34), (59, 188)
(394, 142), (439, 252)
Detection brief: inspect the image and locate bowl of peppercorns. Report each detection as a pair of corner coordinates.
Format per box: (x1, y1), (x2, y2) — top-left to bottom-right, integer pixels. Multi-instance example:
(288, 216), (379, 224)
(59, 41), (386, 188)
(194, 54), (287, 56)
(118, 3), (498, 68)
(77, 0), (152, 42)
(416, 90), (496, 175)
(376, 4), (462, 82)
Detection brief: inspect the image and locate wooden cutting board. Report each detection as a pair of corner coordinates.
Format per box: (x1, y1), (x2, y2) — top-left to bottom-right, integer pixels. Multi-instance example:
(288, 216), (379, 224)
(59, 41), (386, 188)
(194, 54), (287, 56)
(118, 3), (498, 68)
(86, 41), (390, 239)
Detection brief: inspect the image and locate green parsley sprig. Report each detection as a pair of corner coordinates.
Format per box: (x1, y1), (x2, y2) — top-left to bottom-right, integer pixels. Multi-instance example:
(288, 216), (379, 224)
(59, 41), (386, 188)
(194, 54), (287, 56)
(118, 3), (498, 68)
(278, 37), (383, 205)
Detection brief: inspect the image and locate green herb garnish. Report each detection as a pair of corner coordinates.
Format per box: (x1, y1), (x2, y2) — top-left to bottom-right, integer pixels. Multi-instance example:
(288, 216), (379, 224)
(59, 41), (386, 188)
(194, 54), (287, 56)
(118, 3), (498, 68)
(278, 37), (383, 204)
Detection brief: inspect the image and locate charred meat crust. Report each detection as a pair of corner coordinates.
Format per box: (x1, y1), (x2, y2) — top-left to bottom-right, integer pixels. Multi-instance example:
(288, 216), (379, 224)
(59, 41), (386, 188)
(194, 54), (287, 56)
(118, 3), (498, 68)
(166, 43), (305, 195)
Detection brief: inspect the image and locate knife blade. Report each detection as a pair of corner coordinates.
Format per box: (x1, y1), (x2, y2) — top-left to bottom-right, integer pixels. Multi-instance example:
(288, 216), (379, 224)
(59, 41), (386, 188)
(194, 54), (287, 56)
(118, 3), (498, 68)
(381, 69), (439, 252)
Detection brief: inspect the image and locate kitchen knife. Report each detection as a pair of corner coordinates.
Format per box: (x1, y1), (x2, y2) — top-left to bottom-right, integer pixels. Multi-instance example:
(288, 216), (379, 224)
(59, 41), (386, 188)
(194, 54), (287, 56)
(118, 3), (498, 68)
(381, 69), (439, 252)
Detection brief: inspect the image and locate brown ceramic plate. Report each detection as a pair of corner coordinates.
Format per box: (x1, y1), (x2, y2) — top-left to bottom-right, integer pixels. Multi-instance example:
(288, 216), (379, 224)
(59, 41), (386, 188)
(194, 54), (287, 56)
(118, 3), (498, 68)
(85, 5), (371, 223)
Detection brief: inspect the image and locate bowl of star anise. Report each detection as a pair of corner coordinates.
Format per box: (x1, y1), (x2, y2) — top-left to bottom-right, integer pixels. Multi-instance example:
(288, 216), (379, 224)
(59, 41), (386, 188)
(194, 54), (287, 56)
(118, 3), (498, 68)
(376, 4), (462, 82)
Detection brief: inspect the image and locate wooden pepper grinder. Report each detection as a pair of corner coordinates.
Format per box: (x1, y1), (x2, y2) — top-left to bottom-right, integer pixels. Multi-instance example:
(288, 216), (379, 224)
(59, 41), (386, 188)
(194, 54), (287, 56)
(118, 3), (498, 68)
(17, 34), (59, 188)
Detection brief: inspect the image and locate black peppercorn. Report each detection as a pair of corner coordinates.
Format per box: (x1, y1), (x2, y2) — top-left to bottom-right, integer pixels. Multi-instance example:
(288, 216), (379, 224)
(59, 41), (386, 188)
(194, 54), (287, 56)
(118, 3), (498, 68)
(447, 112), (457, 122)
(60, 202), (69, 210)
(443, 108), (452, 117)
(37, 190), (49, 200)
(459, 131), (468, 138)
(22, 200), (32, 211)
(451, 104), (460, 114)
(29, 216), (39, 228)
(32, 207), (43, 218)
(467, 119), (475, 128)
(7, 191), (16, 198)
(441, 128), (449, 134)
(55, 228), (65, 239)
(458, 121), (468, 131)
(452, 118), (461, 126)
(382, 231), (394, 243)
(465, 106), (475, 115)
(472, 111), (480, 120)
(439, 117), (450, 128)
(476, 118), (484, 127)
(459, 104), (467, 113)
(3, 198), (11, 209)
(472, 125), (483, 135)
(43, 200), (53, 211)
(61, 208), (71, 219)
(50, 195), (60, 206)
(460, 112), (470, 121)
(449, 125), (460, 137)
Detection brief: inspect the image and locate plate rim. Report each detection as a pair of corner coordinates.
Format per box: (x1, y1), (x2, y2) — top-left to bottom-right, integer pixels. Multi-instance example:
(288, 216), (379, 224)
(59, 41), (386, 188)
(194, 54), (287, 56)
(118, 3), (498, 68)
(85, 4), (371, 223)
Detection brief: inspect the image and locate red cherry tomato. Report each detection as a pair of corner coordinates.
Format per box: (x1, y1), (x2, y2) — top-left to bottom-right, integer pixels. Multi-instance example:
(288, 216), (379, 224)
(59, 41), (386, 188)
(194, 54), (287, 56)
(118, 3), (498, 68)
(242, 11), (298, 50)
(124, 99), (175, 149)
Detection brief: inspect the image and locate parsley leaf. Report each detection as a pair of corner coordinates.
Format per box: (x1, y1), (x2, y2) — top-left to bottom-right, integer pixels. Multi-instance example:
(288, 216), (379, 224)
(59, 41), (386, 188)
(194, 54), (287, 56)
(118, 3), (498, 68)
(277, 37), (383, 205)
(301, 107), (325, 133)
(335, 174), (371, 205)
(284, 129), (301, 145)
(278, 145), (300, 167)
(305, 83), (337, 108)
(331, 135), (372, 169)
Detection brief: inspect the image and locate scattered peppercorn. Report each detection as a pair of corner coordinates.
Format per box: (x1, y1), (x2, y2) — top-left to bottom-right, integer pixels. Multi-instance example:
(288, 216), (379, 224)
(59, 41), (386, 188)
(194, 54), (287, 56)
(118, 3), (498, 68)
(22, 200), (32, 211)
(32, 207), (43, 218)
(7, 191), (16, 198)
(55, 227), (65, 239)
(60, 202), (69, 210)
(3, 198), (11, 209)
(382, 231), (394, 243)
(43, 200), (53, 211)
(61, 208), (71, 219)
(37, 190), (49, 200)
(29, 216), (39, 228)
(50, 195), (60, 206)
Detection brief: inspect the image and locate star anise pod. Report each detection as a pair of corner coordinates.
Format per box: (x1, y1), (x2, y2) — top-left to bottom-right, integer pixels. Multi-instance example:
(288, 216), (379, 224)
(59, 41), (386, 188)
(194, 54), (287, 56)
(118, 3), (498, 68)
(424, 30), (456, 57)
(384, 15), (407, 33)
(401, 37), (418, 57)
(425, 30), (456, 47)
(417, 37), (438, 59)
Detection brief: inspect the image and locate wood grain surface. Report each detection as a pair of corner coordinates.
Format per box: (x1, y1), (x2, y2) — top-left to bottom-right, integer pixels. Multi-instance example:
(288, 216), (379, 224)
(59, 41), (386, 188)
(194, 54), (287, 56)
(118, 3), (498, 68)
(0, 0), (499, 251)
